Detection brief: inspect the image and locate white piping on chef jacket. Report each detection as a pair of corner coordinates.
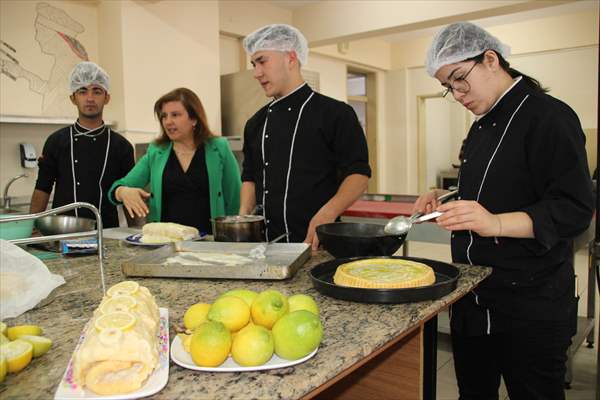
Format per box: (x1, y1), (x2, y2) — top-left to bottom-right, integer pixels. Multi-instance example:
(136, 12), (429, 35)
(70, 123), (111, 218)
(462, 94), (529, 335)
(259, 83), (312, 242)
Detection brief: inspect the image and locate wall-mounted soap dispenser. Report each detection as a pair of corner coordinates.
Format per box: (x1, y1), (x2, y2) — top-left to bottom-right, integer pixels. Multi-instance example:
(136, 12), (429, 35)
(19, 143), (37, 168)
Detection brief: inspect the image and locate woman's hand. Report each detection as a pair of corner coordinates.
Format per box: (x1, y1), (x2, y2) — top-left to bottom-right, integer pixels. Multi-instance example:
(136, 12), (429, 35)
(412, 189), (447, 214)
(115, 186), (151, 218)
(436, 200), (501, 237)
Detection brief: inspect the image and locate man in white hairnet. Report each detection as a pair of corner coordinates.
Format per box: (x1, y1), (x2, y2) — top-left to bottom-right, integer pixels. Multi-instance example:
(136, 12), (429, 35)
(240, 24), (371, 249)
(30, 61), (134, 228)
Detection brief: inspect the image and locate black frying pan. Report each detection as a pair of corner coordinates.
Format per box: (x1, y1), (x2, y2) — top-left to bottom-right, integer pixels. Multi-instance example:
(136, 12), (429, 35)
(316, 222), (406, 258)
(310, 256), (460, 304)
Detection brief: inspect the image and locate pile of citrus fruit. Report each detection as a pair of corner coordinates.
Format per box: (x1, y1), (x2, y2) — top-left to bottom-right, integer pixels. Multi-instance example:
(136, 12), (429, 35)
(0, 321), (53, 382)
(179, 289), (323, 367)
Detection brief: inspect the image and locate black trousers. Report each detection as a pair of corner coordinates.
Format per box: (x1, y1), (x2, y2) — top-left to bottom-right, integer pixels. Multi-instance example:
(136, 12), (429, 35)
(451, 317), (573, 400)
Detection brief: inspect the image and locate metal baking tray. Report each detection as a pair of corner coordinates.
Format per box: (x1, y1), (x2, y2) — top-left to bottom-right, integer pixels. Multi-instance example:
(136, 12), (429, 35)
(309, 256), (460, 303)
(121, 242), (311, 280)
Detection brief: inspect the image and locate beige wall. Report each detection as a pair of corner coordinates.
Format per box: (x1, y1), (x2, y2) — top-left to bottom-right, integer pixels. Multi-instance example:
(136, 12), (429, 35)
(117, 0), (221, 139)
(313, 38), (392, 71)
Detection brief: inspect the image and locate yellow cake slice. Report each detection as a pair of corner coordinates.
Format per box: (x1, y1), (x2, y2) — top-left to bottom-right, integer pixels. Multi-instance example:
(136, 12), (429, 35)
(333, 258), (435, 289)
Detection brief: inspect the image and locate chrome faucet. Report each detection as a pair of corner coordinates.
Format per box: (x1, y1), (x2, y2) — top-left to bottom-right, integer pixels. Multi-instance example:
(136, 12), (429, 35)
(3, 173), (28, 209)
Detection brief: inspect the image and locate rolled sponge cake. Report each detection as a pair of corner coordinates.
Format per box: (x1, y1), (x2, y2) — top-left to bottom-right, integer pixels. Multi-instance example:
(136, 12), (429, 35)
(72, 284), (160, 395)
(141, 222), (199, 243)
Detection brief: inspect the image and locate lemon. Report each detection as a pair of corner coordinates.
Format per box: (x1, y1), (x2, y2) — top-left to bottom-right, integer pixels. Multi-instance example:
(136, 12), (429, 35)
(0, 340), (33, 373)
(251, 290), (289, 329)
(219, 289), (258, 307)
(183, 303), (211, 331)
(288, 294), (320, 316)
(94, 311), (136, 331)
(6, 325), (43, 341)
(0, 322), (6, 336)
(231, 324), (274, 366)
(106, 281), (139, 297)
(190, 321), (231, 367)
(0, 354), (6, 382)
(177, 333), (192, 353)
(18, 336), (53, 358)
(207, 296), (250, 332)
(100, 295), (137, 314)
(272, 310), (323, 360)
(0, 334), (9, 346)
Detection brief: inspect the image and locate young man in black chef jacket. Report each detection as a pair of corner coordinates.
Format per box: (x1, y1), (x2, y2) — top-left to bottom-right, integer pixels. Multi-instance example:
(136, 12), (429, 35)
(30, 62), (134, 228)
(239, 24), (371, 250)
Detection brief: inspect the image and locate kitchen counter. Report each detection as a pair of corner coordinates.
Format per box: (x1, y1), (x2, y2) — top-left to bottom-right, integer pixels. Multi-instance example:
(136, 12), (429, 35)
(1, 239), (491, 400)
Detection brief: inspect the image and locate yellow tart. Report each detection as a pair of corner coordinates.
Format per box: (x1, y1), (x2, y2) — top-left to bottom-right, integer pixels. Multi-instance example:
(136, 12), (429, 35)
(333, 258), (436, 289)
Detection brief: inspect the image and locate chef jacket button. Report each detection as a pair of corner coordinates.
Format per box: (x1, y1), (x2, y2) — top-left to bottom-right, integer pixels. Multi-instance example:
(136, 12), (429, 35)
(265, 134), (269, 138)
(265, 190), (269, 194)
(74, 159), (78, 163)
(478, 125), (482, 130)
(288, 107), (292, 111)
(451, 234), (455, 238)
(463, 159), (467, 163)
(511, 281), (517, 286)
(268, 109), (272, 113)
(76, 181), (80, 186)
(457, 196), (461, 200)
(266, 219), (270, 224)
(74, 138), (78, 141)
(265, 162), (269, 166)
(492, 122), (497, 127)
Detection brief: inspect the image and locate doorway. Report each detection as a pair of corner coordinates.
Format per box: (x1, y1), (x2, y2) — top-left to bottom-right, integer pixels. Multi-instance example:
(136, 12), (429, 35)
(417, 95), (470, 193)
(347, 69), (378, 193)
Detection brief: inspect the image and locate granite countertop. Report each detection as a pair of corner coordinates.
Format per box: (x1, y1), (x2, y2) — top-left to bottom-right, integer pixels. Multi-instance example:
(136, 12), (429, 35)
(0, 240), (491, 399)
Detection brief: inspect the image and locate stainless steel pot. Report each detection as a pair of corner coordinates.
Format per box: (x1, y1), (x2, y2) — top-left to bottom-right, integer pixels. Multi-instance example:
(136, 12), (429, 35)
(212, 215), (265, 242)
(35, 215), (96, 236)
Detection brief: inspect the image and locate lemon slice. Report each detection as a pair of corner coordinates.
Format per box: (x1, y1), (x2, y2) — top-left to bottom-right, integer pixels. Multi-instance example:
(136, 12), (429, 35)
(0, 334), (9, 346)
(100, 295), (137, 314)
(94, 312), (137, 331)
(6, 325), (43, 341)
(0, 339), (33, 373)
(18, 336), (53, 358)
(107, 281), (140, 297)
(0, 353), (6, 382)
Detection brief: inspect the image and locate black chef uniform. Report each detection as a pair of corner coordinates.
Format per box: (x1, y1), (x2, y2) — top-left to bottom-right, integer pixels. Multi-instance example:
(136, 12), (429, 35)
(35, 123), (135, 228)
(242, 83), (371, 242)
(449, 78), (593, 399)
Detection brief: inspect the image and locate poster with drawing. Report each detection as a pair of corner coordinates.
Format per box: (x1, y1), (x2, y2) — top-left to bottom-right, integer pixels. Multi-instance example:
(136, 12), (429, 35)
(0, 1), (97, 118)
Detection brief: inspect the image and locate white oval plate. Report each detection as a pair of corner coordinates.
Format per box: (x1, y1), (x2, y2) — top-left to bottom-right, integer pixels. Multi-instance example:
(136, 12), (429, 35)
(54, 308), (169, 400)
(124, 233), (205, 247)
(170, 335), (318, 372)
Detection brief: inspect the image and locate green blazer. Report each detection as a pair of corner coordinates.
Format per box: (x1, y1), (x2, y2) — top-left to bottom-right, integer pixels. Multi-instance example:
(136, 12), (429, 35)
(108, 137), (241, 222)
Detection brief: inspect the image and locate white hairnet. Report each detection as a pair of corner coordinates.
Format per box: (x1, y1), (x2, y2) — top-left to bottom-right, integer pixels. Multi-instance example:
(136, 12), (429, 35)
(243, 24), (309, 66)
(69, 61), (110, 93)
(425, 22), (511, 77)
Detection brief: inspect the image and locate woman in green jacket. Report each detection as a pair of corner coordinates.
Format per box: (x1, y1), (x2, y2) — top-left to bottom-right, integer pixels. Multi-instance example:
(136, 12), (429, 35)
(108, 88), (241, 234)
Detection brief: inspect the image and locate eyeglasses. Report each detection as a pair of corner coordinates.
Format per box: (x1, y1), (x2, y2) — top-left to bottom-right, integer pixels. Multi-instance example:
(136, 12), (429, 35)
(442, 62), (479, 100)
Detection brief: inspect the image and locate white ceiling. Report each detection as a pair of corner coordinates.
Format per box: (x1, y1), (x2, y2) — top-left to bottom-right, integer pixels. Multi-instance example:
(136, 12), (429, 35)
(378, 1), (599, 42)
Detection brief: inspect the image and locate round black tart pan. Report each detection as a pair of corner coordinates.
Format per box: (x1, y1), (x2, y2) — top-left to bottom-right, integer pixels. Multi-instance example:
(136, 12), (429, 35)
(309, 256), (460, 304)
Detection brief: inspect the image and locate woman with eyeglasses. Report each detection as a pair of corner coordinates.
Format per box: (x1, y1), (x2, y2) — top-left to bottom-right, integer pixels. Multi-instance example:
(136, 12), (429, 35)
(414, 22), (593, 400)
